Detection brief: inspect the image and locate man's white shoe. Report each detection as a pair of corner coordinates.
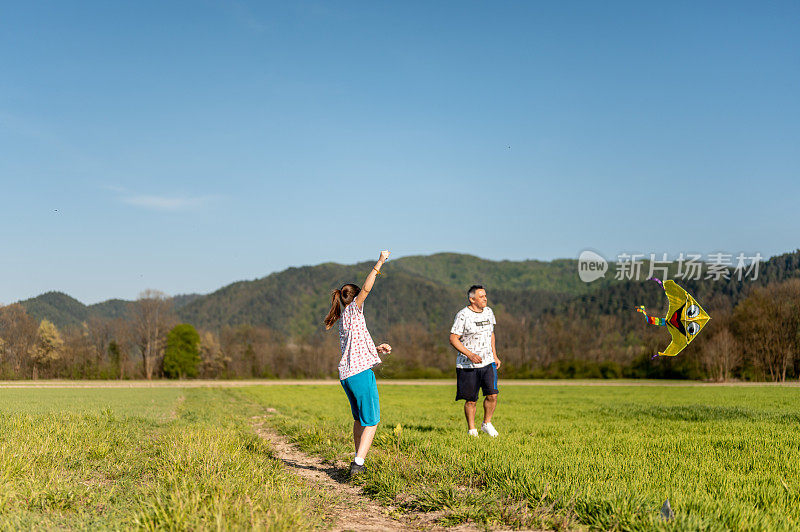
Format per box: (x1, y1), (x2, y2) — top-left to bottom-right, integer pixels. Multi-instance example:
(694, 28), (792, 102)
(481, 422), (499, 437)
(468, 429), (479, 437)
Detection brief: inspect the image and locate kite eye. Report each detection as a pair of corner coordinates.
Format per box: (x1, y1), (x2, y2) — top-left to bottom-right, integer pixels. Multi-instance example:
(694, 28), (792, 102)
(686, 322), (700, 335)
(686, 305), (700, 319)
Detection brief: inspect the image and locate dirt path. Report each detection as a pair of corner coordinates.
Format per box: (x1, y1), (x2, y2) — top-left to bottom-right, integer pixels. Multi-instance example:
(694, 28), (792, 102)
(253, 413), (484, 532)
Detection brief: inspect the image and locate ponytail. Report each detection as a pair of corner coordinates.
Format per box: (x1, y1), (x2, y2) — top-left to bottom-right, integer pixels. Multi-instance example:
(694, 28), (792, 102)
(324, 284), (361, 329)
(324, 289), (343, 329)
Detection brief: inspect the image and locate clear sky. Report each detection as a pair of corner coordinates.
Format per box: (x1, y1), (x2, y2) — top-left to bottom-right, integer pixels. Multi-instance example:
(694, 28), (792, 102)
(1, 1), (798, 304)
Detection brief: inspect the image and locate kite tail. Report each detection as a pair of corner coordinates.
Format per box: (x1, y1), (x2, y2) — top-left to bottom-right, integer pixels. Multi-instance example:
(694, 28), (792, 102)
(635, 306), (666, 327)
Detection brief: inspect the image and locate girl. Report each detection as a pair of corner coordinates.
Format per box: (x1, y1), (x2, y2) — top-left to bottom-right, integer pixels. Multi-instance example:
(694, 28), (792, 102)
(324, 250), (392, 477)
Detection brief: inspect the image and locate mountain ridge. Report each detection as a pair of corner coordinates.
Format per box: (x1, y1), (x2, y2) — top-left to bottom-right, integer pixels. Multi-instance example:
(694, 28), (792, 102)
(16, 250), (800, 338)
(17, 253), (593, 332)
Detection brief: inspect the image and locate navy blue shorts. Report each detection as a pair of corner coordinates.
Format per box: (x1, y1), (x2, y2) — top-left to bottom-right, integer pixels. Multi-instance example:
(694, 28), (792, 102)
(455, 363), (498, 402)
(340, 368), (381, 427)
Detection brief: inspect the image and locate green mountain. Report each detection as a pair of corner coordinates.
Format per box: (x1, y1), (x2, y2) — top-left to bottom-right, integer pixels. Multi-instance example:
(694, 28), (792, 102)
(159, 253), (616, 337)
(18, 253), (593, 333)
(17, 251), (800, 338)
(20, 292), (91, 328)
(177, 261), (463, 337)
(88, 299), (133, 321)
(388, 253), (592, 293)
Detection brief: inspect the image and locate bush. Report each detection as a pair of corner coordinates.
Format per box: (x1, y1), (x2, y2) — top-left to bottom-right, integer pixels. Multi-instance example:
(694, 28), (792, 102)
(163, 324), (201, 379)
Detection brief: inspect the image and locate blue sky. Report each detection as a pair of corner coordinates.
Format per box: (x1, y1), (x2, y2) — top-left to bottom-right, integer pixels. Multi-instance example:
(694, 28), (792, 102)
(1, 1), (798, 304)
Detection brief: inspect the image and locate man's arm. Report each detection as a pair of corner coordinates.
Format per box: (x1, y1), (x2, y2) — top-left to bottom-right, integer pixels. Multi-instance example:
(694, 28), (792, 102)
(491, 332), (501, 368)
(449, 334), (482, 365)
(355, 250), (390, 309)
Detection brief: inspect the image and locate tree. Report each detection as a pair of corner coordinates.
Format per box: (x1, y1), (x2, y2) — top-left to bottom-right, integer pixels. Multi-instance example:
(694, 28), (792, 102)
(29, 320), (64, 379)
(220, 325), (274, 378)
(62, 323), (95, 379)
(199, 330), (230, 378)
(87, 317), (115, 370)
(132, 290), (176, 379)
(732, 279), (800, 382)
(702, 327), (741, 382)
(163, 324), (201, 379)
(0, 304), (38, 375)
(108, 341), (122, 378)
(109, 318), (135, 379)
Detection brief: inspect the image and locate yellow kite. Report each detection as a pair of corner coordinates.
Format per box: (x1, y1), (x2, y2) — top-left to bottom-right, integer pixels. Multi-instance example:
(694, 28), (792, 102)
(635, 278), (711, 357)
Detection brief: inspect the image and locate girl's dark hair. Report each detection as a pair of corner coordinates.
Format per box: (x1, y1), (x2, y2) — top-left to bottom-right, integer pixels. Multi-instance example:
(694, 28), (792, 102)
(324, 283), (361, 329)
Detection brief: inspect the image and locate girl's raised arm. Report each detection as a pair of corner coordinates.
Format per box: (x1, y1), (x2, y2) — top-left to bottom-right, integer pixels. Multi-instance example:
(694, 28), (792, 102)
(355, 250), (390, 309)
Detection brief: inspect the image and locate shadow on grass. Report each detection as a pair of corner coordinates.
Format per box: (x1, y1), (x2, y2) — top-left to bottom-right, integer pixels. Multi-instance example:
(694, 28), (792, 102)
(405, 424), (446, 433)
(276, 456), (351, 485)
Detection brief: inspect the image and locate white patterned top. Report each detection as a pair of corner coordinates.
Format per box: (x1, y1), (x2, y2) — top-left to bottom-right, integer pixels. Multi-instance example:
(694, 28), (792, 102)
(450, 306), (496, 368)
(338, 301), (382, 380)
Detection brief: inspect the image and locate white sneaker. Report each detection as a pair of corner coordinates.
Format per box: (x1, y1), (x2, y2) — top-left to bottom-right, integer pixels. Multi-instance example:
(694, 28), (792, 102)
(481, 422), (499, 437)
(468, 429), (479, 437)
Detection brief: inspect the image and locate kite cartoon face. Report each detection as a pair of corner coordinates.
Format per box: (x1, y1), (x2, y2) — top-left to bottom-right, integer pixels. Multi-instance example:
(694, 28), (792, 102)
(635, 278), (711, 358)
(661, 280), (711, 357)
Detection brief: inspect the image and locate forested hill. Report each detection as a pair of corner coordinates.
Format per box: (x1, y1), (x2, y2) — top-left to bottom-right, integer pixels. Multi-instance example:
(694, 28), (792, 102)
(18, 250), (800, 339)
(17, 253), (598, 333)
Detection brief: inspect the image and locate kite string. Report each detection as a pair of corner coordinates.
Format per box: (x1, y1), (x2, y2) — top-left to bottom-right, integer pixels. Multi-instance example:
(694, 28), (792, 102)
(381, 286), (389, 377)
(374, 272), (390, 379)
(641, 277), (666, 359)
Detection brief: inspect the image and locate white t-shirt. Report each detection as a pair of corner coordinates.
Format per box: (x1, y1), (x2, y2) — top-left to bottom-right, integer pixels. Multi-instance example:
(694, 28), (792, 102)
(450, 306), (496, 368)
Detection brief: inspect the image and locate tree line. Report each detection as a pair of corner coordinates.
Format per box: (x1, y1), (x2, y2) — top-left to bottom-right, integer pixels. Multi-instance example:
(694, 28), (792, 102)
(1, 277), (799, 381)
(0, 289), (340, 380)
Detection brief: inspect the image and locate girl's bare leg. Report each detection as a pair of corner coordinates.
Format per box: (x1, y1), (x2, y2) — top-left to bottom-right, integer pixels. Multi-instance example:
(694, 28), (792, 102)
(355, 425), (377, 460)
(353, 421), (364, 452)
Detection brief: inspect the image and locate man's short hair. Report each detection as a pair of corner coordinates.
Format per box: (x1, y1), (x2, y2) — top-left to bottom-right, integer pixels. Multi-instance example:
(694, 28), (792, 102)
(468, 285), (485, 299)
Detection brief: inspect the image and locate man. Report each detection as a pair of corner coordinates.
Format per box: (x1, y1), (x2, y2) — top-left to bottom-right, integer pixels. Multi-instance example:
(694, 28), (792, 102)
(449, 285), (502, 437)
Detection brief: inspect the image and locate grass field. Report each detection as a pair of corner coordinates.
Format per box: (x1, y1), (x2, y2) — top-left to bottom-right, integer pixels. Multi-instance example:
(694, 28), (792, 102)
(0, 387), (328, 530)
(244, 384), (800, 531)
(0, 383), (798, 530)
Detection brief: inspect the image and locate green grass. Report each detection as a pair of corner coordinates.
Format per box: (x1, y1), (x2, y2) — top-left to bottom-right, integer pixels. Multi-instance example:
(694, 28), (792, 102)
(2, 384), (798, 530)
(0, 387), (327, 530)
(241, 384), (800, 531)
